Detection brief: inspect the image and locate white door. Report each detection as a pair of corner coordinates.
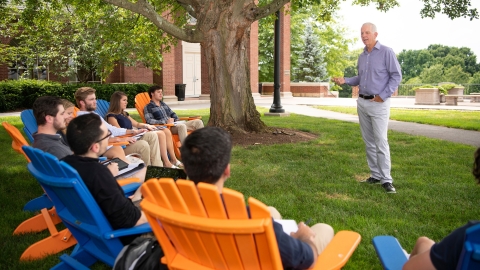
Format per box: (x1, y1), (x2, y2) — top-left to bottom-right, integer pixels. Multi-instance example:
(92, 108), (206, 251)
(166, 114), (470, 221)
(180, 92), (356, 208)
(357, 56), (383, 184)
(183, 42), (201, 97)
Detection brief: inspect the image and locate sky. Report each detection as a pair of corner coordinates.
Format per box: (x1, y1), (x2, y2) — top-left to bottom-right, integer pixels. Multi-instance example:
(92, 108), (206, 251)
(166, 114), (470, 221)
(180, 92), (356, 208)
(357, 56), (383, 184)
(336, 1), (480, 57)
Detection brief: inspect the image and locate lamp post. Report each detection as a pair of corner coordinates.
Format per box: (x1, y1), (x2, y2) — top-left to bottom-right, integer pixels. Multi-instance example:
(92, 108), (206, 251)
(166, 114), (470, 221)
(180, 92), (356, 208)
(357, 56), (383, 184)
(269, 10), (285, 113)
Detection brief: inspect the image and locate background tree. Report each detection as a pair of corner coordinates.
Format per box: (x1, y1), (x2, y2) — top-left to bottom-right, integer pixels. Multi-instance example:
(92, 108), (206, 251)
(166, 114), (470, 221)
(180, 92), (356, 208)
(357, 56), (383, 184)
(339, 48), (362, 97)
(0, 1), (172, 82)
(469, 71), (480, 92)
(419, 63), (445, 83)
(398, 45), (480, 84)
(444, 65), (471, 83)
(397, 49), (434, 82)
(260, 4), (353, 83)
(292, 23), (327, 82)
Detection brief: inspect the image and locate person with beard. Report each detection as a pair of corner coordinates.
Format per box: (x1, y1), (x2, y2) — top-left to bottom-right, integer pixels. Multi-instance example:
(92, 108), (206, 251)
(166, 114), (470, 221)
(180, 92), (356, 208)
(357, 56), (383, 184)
(32, 96), (147, 201)
(32, 96), (74, 159)
(62, 113), (147, 243)
(74, 87), (163, 167)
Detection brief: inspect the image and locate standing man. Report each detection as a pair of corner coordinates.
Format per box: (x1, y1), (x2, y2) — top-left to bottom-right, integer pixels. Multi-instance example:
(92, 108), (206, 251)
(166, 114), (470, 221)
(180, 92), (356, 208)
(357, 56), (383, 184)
(144, 85), (204, 143)
(333, 22), (402, 193)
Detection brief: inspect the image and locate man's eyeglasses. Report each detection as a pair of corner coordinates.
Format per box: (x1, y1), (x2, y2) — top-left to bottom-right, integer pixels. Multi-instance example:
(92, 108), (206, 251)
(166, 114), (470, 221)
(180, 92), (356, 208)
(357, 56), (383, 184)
(96, 130), (112, 143)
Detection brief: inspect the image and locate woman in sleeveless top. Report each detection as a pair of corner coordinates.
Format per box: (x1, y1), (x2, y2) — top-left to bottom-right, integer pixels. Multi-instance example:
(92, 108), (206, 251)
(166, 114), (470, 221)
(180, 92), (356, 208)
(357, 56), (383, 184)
(106, 91), (183, 168)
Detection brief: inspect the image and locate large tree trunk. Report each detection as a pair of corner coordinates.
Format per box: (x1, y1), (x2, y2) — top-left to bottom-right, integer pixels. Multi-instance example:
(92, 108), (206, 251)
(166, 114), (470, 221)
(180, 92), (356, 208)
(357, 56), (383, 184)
(201, 4), (267, 134)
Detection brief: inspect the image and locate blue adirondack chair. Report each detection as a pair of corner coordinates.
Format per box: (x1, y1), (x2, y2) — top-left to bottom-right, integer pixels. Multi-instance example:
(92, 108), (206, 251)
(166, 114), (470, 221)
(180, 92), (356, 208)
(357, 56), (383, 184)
(22, 146), (151, 268)
(95, 99), (110, 119)
(373, 225), (480, 270)
(20, 109), (36, 143)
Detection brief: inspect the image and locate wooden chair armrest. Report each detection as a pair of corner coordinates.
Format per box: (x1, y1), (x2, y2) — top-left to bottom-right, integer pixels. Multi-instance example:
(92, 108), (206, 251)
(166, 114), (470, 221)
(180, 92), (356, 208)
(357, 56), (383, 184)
(153, 123), (174, 127)
(117, 177), (141, 186)
(109, 141), (129, 146)
(372, 236), (408, 270)
(178, 116), (202, 121)
(312, 230), (361, 270)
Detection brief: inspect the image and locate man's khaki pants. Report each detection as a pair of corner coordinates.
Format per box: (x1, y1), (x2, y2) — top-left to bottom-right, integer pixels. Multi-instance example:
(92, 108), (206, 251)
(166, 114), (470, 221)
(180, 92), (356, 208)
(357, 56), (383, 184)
(123, 132), (162, 167)
(170, 119), (204, 143)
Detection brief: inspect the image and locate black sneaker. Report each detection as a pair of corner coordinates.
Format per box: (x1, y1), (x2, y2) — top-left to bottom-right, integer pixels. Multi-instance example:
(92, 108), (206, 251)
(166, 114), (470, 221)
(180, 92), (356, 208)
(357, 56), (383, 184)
(360, 177), (381, 184)
(382, 182), (396, 193)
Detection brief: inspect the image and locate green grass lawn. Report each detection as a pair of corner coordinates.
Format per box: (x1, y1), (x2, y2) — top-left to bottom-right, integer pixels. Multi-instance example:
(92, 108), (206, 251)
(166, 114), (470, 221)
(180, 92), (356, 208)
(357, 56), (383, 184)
(314, 105), (480, 131)
(1, 108), (479, 269)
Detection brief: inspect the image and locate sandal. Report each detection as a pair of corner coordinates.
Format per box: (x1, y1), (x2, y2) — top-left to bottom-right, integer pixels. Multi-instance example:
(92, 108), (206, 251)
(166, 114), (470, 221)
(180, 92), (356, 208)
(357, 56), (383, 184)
(174, 160), (184, 167)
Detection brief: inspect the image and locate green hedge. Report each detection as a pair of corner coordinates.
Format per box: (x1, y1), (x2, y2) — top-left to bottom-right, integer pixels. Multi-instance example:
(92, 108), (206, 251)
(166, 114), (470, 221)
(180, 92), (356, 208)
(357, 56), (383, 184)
(0, 80), (152, 112)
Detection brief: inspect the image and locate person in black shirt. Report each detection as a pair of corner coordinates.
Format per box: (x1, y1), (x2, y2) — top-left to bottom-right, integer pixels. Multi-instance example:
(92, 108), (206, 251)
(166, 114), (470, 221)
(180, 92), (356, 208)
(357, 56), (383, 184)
(180, 127), (334, 269)
(63, 113), (147, 232)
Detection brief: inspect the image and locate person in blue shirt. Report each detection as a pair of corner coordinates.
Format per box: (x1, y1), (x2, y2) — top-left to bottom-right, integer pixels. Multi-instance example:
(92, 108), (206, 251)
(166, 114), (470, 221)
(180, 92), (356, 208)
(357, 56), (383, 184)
(333, 22), (402, 194)
(180, 127), (335, 269)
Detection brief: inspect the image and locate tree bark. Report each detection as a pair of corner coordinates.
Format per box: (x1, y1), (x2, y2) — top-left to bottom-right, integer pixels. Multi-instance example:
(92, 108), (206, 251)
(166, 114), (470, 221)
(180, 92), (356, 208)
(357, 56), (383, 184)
(201, 3), (267, 133)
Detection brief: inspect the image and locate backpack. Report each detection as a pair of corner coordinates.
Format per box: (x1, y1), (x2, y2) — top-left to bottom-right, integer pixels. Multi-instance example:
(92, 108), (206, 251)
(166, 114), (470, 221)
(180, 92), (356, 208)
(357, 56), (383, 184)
(114, 236), (168, 270)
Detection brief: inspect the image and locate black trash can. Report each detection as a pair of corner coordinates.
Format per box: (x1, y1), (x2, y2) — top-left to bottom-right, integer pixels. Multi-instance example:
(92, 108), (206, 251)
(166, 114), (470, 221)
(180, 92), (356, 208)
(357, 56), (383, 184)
(175, 84), (186, 101)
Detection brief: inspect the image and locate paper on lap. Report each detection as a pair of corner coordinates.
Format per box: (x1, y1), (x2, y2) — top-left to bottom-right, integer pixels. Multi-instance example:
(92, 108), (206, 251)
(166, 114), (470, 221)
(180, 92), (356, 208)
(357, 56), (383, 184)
(274, 219), (298, 235)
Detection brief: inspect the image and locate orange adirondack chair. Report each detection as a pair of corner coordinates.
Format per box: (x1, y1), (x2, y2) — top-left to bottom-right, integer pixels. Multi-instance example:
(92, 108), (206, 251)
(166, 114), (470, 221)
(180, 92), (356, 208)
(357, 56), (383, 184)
(134, 92), (202, 158)
(141, 178), (361, 270)
(135, 92), (182, 157)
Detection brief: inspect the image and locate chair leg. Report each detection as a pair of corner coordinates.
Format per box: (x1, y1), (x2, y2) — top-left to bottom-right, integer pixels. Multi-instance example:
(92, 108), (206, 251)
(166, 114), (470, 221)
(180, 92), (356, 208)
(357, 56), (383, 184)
(23, 194), (54, 212)
(172, 135), (182, 159)
(20, 228), (77, 260)
(14, 207), (62, 234)
(51, 247), (97, 270)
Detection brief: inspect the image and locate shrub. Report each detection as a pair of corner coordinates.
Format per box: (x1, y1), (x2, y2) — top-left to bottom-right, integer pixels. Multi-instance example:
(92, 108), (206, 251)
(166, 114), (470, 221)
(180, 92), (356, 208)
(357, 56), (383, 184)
(0, 80), (151, 112)
(412, 84), (447, 95)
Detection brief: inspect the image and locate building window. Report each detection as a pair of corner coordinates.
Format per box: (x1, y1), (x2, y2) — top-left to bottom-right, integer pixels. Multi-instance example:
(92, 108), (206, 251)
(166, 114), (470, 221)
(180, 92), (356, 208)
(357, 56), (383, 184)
(8, 56), (48, 80)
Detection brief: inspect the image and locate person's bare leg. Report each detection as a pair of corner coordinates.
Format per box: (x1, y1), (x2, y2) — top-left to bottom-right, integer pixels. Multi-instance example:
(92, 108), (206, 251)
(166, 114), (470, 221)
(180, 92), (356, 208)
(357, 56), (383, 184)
(155, 130), (173, 167)
(161, 128), (179, 164)
(410, 236), (435, 258)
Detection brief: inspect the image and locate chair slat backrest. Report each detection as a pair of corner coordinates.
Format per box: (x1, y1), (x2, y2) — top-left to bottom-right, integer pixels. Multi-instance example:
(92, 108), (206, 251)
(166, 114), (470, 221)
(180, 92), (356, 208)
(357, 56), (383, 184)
(2, 122), (30, 161)
(458, 223), (480, 270)
(22, 146), (124, 266)
(141, 178), (283, 270)
(95, 99), (110, 119)
(135, 92), (151, 123)
(20, 109), (37, 143)
(72, 107), (80, 117)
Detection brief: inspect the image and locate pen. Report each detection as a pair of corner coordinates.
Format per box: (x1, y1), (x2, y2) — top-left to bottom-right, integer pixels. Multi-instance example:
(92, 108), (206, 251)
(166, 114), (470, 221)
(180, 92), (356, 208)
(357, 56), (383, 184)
(305, 218), (312, 226)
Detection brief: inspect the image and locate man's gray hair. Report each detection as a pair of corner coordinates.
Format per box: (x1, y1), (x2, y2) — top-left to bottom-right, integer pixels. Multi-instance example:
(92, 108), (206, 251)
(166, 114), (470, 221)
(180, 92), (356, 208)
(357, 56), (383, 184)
(362, 22), (377, 32)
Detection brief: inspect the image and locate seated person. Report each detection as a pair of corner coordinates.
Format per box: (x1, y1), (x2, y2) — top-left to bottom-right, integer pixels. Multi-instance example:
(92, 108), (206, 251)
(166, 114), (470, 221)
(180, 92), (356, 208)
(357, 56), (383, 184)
(180, 127), (334, 269)
(32, 96), (146, 201)
(403, 147), (480, 270)
(63, 113), (147, 243)
(74, 87), (163, 167)
(106, 91), (182, 168)
(144, 85), (204, 143)
(59, 98), (128, 162)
